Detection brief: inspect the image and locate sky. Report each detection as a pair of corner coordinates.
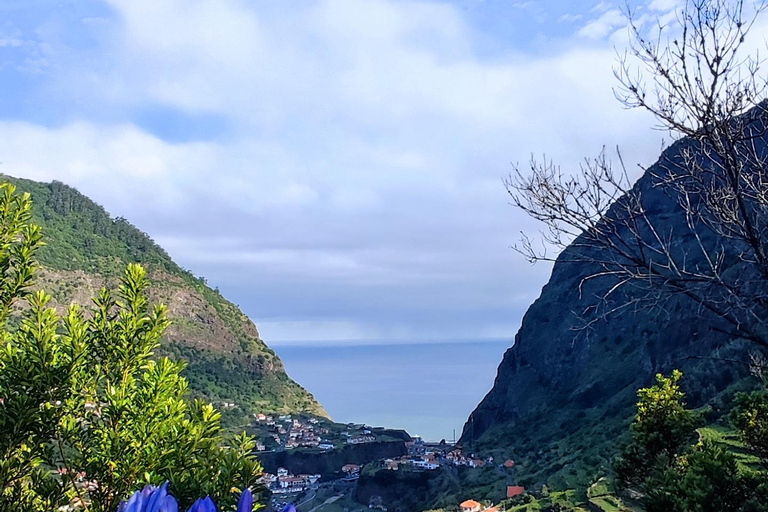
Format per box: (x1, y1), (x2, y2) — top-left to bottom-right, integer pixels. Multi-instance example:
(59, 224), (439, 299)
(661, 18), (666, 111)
(0, 0), (705, 344)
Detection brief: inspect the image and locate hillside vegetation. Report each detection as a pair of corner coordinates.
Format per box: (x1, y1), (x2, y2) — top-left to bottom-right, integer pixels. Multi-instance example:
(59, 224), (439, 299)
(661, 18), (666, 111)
(1, 174), (327, 425)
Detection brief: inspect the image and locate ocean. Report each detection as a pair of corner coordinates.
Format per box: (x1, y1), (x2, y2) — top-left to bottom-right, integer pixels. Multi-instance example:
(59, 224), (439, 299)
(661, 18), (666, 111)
(273, 338), (512, 442)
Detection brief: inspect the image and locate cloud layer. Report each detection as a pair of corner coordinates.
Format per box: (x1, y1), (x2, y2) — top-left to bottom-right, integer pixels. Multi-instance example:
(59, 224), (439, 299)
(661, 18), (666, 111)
(0, 0), (685, 342)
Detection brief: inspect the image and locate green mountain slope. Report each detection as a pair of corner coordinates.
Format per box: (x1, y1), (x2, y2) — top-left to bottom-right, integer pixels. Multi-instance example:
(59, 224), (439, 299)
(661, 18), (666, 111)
(1, 174), (328, 425)
(460, 115), (768, 489)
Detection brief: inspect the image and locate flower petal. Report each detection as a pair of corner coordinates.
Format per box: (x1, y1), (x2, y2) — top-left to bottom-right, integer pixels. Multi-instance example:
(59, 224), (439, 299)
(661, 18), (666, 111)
(203, 496), (217, 512)
(188, 496), (217, 512)
(159, 495), (179, 512)
(119, 487), (149, 512)
(146, 482), (170, 512)
(237, 489), (253, 512)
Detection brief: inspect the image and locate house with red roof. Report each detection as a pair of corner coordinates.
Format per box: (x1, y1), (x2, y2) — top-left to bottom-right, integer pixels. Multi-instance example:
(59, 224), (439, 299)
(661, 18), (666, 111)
(342, 464), (360, 474)
(460, 500), (481, 512)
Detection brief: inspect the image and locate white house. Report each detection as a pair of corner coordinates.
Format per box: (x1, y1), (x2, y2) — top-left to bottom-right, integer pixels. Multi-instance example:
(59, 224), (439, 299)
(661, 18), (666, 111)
(412, 460), (439, 470)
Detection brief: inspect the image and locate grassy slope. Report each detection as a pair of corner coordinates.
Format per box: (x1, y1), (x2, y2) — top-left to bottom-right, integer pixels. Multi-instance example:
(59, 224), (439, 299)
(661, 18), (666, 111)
(698, 424), (762, 471)
(2, 174), (327, 425)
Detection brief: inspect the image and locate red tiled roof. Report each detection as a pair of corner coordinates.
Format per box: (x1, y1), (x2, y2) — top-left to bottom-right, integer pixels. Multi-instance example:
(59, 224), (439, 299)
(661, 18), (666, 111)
(507, 486), (525, 498)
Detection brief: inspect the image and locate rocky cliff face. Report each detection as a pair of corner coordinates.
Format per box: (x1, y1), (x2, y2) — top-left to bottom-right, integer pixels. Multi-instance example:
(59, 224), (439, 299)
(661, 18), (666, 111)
(460, 129), (763, 488)
(258, 440), (408, 479)
(3, 174), (328, 425)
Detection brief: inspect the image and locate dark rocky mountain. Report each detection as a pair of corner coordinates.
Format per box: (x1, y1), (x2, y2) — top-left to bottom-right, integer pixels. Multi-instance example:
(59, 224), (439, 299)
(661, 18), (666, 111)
(460, 115), (767, 489)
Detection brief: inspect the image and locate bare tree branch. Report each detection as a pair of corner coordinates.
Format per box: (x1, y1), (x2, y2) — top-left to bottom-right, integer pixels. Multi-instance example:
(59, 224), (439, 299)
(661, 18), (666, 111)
(509, 0), (768, 348)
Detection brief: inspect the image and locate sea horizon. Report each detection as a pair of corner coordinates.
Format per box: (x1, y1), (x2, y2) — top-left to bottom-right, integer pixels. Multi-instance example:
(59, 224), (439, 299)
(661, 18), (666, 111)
(273, 338), (512, 443)
(268, 336), (515, 347)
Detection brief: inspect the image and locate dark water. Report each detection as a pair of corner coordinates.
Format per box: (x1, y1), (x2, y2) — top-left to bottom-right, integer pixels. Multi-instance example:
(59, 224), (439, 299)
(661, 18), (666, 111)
(273, 339), (511, 442)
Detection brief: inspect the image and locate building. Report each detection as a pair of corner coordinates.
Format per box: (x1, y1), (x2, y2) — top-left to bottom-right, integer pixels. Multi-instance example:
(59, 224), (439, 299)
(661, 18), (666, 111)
(460, 500), (481, 512)
(342, 464), (360, 475)
(278, 476), (307, 490)
(347, 435), (376, 444)
(412, 460), (439, 470)
(507, 486), (525, 499)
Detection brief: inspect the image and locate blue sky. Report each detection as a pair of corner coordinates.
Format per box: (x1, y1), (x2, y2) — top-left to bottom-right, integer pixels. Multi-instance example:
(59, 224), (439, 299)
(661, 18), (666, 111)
(0, 0), (695, 343)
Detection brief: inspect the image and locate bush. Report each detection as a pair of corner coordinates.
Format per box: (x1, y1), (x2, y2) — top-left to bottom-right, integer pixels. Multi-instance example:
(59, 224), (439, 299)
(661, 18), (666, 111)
(0, 184), (263, 512)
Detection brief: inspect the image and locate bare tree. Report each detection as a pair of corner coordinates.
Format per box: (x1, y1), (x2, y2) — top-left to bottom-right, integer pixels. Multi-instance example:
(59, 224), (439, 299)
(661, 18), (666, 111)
(507, 0), (768, 347)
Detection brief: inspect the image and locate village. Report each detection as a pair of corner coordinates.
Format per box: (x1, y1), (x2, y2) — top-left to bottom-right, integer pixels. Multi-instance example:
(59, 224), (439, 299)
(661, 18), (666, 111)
(263, 467), (323, 495)
(373, 436), (503, 471)
(250, 415), (528, 512)
(251, 414), (384, 452)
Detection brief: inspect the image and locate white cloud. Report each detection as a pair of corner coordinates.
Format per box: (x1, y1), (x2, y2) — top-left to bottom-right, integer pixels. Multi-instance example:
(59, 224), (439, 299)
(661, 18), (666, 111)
(577, 8), (626, 39)
(590, 1), (614, 14)
(558, 13), (584, 23)
(0, 37), (23, 47)
(0, 0), (671, 342)
(0, 121), (206, 213)
(648, 0), (681, 12)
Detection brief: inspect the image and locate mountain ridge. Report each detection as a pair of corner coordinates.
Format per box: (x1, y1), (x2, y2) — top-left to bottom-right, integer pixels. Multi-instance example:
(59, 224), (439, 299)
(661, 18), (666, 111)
(1, 173), (328, 425)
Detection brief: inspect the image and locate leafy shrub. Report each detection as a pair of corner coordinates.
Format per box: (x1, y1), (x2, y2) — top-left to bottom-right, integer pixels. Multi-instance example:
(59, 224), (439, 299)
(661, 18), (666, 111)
(0, 184), (263, 512)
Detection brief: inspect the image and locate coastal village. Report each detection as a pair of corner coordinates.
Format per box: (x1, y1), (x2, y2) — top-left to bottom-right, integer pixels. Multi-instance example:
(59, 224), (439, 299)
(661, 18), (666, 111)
(251, 414), (536, 512)
(251, 414), (638, 512)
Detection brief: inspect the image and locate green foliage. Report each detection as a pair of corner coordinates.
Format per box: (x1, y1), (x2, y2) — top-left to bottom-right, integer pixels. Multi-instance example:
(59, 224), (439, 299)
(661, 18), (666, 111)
(0, 184), (64, 511)
(0, 184), (263, 512)
(585, 478), (641, 512)
(614, 370), (701, 488)
(20, 177), (179, 276)
(163, 342), (323, 428)
(505, 488), (588, 511)
(0, 183), (45, 325)
(0, 290), (83, 511)
(731, 390), (768, 463)
(643, 441), (768, 512)
(613, 371), (768, 512)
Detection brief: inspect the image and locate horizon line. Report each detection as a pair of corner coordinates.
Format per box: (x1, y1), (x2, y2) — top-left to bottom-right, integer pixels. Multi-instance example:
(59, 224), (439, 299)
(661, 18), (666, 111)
(267, 336), (514, 348)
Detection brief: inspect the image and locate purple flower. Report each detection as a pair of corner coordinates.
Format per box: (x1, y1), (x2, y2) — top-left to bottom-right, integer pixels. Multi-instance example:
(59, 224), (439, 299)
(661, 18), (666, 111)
(187, 496), (217, 512)
(119, 483), (260, 512)
(237, 489), (253, 512)
(118, 482), (178, 512)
